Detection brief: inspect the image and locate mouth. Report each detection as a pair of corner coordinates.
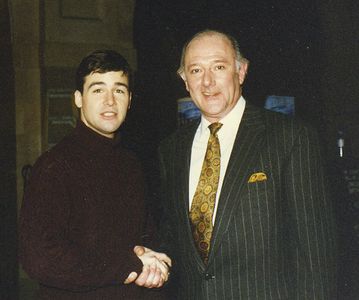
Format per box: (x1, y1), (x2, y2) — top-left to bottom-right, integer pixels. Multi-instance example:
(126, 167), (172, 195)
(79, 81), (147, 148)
(202, 91), (219, 100)
(101, 111), (117, 118)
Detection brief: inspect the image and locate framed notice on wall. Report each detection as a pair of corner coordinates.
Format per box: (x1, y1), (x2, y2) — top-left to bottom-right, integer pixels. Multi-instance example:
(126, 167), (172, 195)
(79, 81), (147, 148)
(46, 89), (77, 149)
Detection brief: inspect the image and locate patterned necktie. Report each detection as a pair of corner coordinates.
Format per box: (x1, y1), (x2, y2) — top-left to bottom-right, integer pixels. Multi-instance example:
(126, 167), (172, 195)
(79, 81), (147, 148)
(190, 122), (222, 263)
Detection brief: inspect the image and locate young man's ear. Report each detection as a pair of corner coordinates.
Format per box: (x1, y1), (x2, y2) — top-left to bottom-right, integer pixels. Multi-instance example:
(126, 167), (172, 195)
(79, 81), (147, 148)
(128, 92), (132, 110)
(74, 90), (82, 108)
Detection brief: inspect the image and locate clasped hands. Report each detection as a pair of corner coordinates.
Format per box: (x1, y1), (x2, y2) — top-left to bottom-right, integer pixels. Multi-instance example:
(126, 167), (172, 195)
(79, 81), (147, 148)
(124, 246), (172, 288)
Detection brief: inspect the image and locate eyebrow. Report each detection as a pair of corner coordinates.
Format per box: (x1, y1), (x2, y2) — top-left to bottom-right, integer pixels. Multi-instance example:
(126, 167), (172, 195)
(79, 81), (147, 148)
(186, 59), (229, 69)
(87, 81), (129, 90)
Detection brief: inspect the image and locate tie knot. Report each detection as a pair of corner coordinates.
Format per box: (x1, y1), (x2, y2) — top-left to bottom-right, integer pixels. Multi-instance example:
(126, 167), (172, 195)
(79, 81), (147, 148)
(208, 122), (223, 136)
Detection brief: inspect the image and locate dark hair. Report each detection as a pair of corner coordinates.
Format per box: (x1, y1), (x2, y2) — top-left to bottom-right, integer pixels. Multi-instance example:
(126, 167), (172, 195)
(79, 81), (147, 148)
(75, 49), (132, 93)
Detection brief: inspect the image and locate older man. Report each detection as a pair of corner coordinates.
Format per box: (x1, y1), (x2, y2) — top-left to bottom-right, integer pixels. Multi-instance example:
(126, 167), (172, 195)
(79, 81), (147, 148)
(158, 30), (336, 299)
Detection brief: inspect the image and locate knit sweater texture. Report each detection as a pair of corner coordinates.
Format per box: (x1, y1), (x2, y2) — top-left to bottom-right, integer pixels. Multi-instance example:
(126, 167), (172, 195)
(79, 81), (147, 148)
(19, 121), (165, 299)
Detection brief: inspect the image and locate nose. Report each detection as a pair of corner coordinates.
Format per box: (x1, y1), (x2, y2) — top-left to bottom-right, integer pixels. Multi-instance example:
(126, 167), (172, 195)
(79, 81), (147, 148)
(202, 69), (215, 87)
(105, 93), (115, 106)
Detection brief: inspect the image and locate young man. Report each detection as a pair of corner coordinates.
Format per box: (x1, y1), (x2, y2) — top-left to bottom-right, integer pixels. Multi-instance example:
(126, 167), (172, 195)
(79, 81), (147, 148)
(158, 30), (336, 299)
(19, 50), (170, 299)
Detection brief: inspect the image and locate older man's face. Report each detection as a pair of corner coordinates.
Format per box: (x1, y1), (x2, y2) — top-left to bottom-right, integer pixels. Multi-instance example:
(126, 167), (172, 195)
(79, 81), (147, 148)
(181, 33), (247, 123)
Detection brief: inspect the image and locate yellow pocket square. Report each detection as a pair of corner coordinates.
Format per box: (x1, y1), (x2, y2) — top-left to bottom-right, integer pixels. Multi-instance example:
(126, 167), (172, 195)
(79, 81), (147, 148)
(248, 172), (267, 183)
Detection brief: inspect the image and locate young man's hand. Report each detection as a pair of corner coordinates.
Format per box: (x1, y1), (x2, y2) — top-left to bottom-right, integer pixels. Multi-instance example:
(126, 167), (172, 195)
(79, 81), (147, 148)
(124, 246), (171, 288)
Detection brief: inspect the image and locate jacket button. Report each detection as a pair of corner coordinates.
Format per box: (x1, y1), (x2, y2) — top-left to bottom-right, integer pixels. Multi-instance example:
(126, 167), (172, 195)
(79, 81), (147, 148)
(204, 273), (215, 280)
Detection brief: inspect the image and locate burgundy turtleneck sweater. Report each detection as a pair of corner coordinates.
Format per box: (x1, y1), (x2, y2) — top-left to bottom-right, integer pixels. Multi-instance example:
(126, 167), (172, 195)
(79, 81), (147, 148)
(19, 121), (164, 299)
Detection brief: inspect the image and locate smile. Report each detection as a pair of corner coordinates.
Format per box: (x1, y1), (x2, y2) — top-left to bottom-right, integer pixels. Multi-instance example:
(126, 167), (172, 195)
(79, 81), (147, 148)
(203, 92), (220, 100)
(101, 112), (117, 118)
(202, 89), (219, 95)
(102, 111), (116, 116)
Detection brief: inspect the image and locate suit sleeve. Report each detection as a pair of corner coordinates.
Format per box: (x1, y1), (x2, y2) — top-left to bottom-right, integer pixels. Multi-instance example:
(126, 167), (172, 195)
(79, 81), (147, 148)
(284, 126), (337, 299)
(156, 143), (181, 292)
(157, 144), (175, 254)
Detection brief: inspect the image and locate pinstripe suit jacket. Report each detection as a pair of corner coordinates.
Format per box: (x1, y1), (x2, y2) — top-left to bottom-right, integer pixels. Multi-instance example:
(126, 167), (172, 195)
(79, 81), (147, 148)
(158, 103), (336, 300)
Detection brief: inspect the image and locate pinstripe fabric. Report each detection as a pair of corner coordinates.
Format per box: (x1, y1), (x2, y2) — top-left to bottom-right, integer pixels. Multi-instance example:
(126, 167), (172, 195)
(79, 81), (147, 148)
(158, 103), (336, 300)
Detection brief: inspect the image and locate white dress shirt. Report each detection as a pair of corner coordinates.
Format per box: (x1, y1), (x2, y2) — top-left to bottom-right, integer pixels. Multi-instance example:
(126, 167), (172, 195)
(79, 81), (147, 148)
(189, 96), (246, 224)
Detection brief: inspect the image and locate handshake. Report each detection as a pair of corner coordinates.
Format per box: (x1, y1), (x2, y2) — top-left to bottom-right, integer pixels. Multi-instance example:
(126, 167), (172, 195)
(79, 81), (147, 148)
(124, 246), (172, 288)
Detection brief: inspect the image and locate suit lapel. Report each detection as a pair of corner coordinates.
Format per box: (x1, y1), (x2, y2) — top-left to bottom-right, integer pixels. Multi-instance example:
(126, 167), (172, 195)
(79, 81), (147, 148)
(175, 120), (215, 268)
(175, 124), (196, 214)
(208, 104), (266, 263)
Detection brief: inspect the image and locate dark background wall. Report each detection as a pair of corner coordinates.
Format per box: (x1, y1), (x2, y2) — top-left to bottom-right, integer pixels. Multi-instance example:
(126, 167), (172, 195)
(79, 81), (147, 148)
(0, 0), (18, 299)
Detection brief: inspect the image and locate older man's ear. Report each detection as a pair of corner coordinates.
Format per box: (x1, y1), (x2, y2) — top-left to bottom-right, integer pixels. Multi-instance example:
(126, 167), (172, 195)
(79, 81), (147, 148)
(238, 58), (249, 85)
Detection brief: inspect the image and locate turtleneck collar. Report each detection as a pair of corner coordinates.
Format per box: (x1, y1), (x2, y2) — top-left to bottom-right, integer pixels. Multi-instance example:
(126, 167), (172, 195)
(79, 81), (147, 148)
(71, 120), (122, 155)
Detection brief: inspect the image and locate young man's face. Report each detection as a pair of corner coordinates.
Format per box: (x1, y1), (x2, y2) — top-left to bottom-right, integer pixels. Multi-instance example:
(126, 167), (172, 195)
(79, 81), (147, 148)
(181, 33), (247, 123)
(74, 71), (131, 138)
